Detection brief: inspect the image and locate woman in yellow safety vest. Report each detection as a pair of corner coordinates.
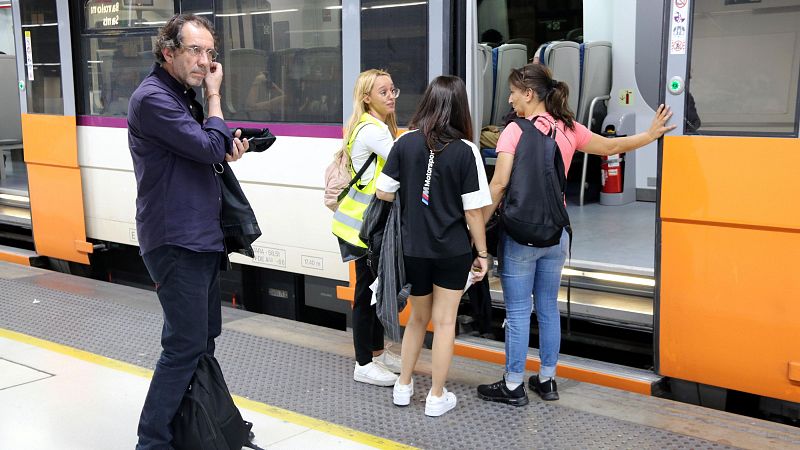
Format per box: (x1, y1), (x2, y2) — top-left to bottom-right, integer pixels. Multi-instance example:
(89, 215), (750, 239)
(332, 69), (401, 386)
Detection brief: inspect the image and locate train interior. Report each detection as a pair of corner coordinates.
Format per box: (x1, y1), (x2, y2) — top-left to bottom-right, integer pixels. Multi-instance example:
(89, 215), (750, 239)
(471, 1), (658, 362)
(0, 5), (30, 241)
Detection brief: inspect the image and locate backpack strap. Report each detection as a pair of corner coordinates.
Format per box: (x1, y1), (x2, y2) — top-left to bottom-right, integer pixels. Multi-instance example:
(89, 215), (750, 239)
(529, 115), (558, 140)
(349, 153), (378, 189)
(338, 152), (377, 203)
(565, 225), (572, 336)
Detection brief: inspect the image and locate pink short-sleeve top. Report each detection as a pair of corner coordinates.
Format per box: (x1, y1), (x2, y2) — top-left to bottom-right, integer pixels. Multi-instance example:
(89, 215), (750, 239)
(495, 113), (593, 176)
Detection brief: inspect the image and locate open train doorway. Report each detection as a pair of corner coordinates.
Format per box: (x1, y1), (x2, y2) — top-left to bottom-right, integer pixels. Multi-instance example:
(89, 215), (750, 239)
(468, 0), (666, 365)
(0, 3), (30, 240)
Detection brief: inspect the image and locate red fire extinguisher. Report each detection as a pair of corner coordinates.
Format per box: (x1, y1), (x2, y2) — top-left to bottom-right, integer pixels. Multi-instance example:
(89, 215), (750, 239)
(601, 154), (623, 194)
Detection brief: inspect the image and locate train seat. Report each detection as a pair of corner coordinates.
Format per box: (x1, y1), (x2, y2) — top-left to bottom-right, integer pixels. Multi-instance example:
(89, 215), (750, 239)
(477, 43), (493, 127)
(491, 43), (527, 125)
(576, 42), (612, 206)
(539, 41), (581, 115)
(576, 41), (612, 127)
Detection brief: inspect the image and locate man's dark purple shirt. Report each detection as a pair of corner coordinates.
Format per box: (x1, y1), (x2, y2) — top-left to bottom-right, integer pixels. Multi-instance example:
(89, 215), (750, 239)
(128, 63), (232, 255)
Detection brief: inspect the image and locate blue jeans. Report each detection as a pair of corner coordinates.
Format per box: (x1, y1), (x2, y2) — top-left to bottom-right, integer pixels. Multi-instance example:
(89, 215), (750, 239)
(500, 229), (568, 383)
(137, 245), (222, 450)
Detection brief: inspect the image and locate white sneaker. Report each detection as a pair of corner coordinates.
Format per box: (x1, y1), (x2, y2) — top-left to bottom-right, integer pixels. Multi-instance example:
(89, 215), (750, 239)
(353, 362), (398, 386)
(373, 350), (402, 374)
(425, 387), (457, 417)
(393, 377), (414, 406)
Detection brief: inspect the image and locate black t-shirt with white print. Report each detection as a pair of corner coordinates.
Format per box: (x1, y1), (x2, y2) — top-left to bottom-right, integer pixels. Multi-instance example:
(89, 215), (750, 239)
(377, 130), (491, 259)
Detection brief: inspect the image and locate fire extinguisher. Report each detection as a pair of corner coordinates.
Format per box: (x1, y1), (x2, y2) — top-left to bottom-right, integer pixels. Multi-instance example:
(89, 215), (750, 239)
(601, 154), (623, 194)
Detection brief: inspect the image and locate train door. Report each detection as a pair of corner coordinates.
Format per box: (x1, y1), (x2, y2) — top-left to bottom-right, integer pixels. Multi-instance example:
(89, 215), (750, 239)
(658, 0), (800, 406)
(11, 0), (92, 264)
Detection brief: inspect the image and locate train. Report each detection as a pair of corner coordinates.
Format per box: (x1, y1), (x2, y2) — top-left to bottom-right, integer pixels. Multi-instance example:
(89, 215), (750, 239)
(1, 0), (798, 422)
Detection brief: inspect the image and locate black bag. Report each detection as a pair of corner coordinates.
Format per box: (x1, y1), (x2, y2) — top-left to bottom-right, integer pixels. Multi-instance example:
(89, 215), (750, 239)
(172, 354), (255, 450)
(358, 196), (392, 278)
(231, 128), (277, 153)
(485, 210), (501, 256)
(218, 161), (262, 258)
(502, 117), (571, 247)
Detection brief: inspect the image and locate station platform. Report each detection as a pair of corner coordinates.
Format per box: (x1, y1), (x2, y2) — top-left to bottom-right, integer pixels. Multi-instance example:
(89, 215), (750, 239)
(1, 262), (799, 449)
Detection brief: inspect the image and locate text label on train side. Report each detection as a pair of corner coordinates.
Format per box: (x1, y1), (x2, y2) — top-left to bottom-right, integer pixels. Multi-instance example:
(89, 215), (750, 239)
(253, 246), (286, 268)
(85, 1), (121, 29)
(301, 255), (324, 270)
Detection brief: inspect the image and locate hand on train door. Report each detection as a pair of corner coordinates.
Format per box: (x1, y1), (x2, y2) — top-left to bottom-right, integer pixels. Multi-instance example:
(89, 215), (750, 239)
(227, 129), (249, 162)
(648, 104), (677, 140)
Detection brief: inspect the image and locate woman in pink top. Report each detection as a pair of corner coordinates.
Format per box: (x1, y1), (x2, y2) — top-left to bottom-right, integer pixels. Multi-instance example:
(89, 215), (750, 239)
(477, 63), (675, 405)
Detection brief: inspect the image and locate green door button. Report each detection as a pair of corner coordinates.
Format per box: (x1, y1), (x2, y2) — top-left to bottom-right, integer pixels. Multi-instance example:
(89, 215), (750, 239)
(668, 76), (685, 95)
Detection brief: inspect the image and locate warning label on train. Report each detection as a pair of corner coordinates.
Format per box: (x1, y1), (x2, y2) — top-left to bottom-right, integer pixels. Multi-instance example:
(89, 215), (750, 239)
(669, 0), (690, 54)
(253, 246), (286, 268)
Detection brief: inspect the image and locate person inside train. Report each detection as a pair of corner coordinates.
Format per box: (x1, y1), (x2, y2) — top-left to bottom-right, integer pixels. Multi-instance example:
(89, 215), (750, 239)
(245, 69), (284, 119)
(375, 75), (492, 417)
(476, 63), (675, 405)
(332, 69), (403, 386)
(480, 28), (503, 48)
(127, 14), (249, 449)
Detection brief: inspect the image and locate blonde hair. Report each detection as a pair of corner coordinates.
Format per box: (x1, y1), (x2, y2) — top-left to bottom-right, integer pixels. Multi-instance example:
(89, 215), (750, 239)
(337, 69), (398, 159)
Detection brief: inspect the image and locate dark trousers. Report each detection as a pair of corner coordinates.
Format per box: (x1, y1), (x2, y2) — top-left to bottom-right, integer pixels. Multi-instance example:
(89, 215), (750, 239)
(352, 256), (385, 365)
(136, 245), (222, 450)
(467, 276), (493, 334)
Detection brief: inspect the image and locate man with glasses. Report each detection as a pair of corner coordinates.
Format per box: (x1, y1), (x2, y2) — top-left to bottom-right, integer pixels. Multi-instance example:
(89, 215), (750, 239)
(127, 13), (248, 449)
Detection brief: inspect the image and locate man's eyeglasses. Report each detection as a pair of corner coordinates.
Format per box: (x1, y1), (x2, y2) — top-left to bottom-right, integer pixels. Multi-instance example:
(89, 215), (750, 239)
(178, 42), (219, 61)
(378, 88), (400, 99)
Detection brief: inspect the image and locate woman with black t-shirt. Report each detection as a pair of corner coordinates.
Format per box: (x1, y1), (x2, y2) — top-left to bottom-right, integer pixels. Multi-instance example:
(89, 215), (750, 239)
(376, 76), (491, 417)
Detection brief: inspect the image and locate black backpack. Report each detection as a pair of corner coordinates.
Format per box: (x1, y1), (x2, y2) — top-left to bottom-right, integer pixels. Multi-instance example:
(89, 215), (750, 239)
(501, 117), (571, 248)
(172, 354), (261, 450)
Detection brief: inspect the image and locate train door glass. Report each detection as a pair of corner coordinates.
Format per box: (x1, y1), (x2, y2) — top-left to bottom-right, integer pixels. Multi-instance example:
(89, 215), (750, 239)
(684, 1), (800, 135)
(360, 0), (428, 124)
(19, 0), (63, 115)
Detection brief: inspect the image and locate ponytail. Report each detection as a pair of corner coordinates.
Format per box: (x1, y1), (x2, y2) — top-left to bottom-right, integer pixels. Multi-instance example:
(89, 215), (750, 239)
(545, 80), (574, 129)
(509, 63), (575, 130)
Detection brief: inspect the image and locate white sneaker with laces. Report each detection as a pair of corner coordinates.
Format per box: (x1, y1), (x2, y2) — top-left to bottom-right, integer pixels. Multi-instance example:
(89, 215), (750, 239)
(393, 377), (414, 406)
(353, 362), (398, 386)
(425, 387), (457, 417)
(373, 350), (402, 374)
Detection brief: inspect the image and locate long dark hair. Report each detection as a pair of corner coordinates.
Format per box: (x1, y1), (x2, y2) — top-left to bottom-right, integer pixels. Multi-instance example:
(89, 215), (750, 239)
(409, 76), (473, 151)
(509, 63), (575, 130)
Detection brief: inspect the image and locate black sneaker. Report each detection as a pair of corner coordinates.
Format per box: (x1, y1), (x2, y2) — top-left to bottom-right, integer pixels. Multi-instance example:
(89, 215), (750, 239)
(477, 378), (529, 406)
(528, 375), (559, 401)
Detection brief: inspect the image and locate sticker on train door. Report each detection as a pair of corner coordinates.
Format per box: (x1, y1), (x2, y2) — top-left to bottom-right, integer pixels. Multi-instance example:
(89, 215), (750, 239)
(618, 89), (634, 106)
(670, 0), (690, 55)
(24, 31), (34, 81)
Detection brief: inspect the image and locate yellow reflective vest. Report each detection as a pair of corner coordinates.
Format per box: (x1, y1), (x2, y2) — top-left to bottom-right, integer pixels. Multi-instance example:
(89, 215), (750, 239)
(332, 113), (386, 248)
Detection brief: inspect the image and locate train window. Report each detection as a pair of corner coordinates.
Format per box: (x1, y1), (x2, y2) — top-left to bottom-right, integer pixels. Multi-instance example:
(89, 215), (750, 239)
(79, 35), (154, 116)
(688, 0), (800, 135)
(20, 0), (63, 114)
(0, 7), (14, 54)
(215, 0), (343, 124)
(83, 0), (175, 31)
(360, 0), (428, 125)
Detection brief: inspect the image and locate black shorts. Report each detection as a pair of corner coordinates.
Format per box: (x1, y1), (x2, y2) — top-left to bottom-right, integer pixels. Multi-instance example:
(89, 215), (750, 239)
(403, 253), (473, 296)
